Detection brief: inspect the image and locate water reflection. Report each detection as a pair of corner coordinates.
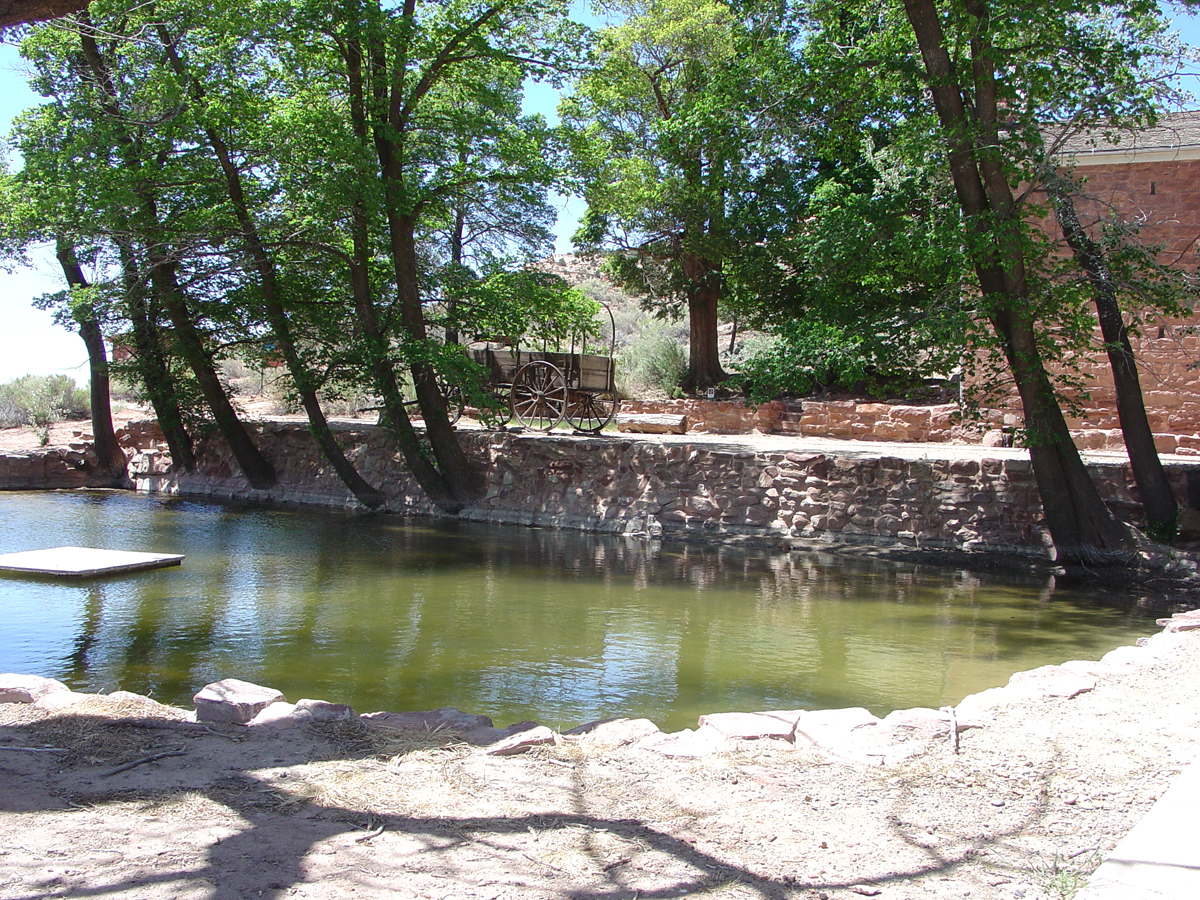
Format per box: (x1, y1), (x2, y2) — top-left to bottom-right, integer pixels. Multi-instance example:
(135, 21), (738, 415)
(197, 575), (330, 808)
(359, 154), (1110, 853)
(0, 491), (1164, 731)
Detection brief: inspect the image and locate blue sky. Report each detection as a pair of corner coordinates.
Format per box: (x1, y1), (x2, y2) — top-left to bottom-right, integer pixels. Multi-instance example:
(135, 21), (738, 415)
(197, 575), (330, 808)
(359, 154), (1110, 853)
(2, 6), (1199, 382)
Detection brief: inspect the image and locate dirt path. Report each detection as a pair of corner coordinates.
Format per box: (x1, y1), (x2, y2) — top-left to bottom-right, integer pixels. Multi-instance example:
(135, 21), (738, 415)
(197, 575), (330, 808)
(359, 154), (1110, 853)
(2, 626), (1199, 900)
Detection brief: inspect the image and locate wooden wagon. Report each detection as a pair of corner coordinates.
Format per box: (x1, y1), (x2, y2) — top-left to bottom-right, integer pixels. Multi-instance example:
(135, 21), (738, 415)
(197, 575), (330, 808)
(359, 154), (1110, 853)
(451, 304), (619, 433)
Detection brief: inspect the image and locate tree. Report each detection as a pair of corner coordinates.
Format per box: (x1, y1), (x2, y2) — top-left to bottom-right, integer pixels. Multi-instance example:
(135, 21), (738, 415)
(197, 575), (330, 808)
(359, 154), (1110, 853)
(149, 5), (387, 509)
(2, 128), (126, 484)
(305, 0), (581, 507)
(3, 91), (199, 471)
(9, 13), (277, 487)
(877, 0), (1185, 562)
(11, 0), (587, 511)
(54, 241), (129, 484)
(1049, 176), (1192, 540)
(563, 0), (762, 391)
(728, 142), (975, 401)
(70, 13), (279, 489)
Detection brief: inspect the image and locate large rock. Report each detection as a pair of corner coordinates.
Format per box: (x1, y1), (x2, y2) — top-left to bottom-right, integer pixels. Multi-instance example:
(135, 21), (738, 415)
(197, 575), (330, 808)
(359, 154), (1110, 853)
(482, 724), (557, 756)
(1159, 610), (1200, 633)
(881, 707), (955, 738)
(563, 717), (661, 749)
(790, 707), (881, 750)
(194, 678), (286, 725)
(0, 674), (70, 704)
(615, 413), (688, 435)
(248, 701), (298, 727)
(33, 691), (97, 711)
(294, 698), (356, 723)
(1007, 665), (1096, 699)
(698, 711), (799, 741)
(639, 724), (728, 758)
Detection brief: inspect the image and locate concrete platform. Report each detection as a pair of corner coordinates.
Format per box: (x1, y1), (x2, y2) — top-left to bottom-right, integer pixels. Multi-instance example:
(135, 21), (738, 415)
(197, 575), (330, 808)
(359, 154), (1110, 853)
(1078, 754), (1200, 900)
(0, 546), (184, 577)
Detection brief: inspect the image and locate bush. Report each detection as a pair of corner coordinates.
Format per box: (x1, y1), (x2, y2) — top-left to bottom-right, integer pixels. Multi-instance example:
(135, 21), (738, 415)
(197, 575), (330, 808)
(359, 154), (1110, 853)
(730, 321), (873, 403)
(0, 375), (90, 428)
(616, 323), (688, 398)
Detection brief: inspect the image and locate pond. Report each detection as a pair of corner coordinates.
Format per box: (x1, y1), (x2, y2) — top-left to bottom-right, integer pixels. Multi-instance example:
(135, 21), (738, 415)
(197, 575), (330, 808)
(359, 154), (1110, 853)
(0, 490), (1170, 732)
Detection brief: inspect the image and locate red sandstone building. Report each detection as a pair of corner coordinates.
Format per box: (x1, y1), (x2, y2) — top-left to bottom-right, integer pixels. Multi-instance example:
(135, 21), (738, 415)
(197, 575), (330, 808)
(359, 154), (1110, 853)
(1015, 110), (1200, 456)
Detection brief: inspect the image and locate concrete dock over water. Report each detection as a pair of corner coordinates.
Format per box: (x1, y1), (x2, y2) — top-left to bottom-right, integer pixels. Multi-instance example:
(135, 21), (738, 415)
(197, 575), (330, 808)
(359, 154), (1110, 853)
(0, 546), (184, 577)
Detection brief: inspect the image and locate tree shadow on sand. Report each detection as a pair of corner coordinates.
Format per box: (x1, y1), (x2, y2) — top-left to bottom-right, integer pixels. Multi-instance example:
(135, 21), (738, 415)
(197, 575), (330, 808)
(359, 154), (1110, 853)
(0, 705), (1057, 899)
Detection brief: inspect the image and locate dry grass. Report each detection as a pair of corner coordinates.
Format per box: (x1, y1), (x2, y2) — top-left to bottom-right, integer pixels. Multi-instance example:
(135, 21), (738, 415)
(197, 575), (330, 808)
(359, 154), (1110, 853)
(12, 699), (192, 768)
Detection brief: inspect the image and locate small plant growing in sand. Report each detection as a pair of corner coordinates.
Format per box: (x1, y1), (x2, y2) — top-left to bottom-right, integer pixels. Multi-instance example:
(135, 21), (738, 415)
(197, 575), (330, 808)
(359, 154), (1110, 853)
(1029, 849), (1102, 900)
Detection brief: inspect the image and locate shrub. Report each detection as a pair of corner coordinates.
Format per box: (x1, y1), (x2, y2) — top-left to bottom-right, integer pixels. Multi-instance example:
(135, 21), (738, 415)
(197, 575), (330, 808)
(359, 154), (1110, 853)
(0, 375), (90, 428)
(730, 321), (874, 403)
(616, 323), (688, 398)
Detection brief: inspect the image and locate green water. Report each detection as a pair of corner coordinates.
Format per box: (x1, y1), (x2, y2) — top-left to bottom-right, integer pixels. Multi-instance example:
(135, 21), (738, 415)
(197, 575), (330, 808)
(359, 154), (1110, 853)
(0, 490), (1167, 731)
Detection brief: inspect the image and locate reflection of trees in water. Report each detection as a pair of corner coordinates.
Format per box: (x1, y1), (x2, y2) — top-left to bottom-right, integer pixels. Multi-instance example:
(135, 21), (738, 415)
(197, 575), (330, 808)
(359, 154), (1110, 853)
(64, 584), (105, 681)
(33, 493), (1164, 725)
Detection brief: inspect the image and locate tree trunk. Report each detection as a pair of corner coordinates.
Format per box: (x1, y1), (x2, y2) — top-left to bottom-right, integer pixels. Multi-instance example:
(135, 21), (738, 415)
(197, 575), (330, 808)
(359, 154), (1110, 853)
(995, 309), (1135, 562)
(78, 21), (274, 489)
(682, 270), (727, 391)
(54, 241), (128, 485)
(115, 237), (196, 471)
(444, 199), (466, 346)
(339, 26), (463, 509)
(366, 17), (483, 509)
(389, 211), (484, 506)
(157, 24), (385, 511)
(150, 259), (277, 489)
(1052, 191), (1178, 539)
(349, 210), (455, 505)
(902, 0), (1134, 564)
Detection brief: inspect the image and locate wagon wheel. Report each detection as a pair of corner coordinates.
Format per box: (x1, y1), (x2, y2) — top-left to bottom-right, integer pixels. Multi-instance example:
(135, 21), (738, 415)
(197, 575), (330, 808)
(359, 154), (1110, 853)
(438, 378), (464, 426)
(477, 386), (513, 430)
(511, 361), (567, 431)
(566, 389), (618, 434)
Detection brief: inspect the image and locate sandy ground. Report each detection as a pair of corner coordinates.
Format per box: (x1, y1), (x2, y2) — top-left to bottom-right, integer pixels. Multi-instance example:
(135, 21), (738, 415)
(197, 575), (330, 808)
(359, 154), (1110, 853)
(0, 407), (151, 454)
(1, 628), (1199, 900)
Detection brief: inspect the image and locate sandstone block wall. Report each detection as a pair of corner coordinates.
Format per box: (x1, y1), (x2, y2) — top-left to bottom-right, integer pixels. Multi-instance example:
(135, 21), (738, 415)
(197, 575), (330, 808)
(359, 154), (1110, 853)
(126, 422), (1200, 559)
(780, 401), (978, 443)
(0, 446), (98, 490)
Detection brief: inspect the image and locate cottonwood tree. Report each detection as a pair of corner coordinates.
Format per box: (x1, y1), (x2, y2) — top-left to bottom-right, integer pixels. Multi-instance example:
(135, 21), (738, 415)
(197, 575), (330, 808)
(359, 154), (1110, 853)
(274, 0), (583, 508)
(0, 186), (129, 482)
(143, 2), (387, 508)
(803, 0), (1188, 563)
(17, 12), (279, 488)
(1049, 178), (1191, 540)
(563, 0), (789, 391)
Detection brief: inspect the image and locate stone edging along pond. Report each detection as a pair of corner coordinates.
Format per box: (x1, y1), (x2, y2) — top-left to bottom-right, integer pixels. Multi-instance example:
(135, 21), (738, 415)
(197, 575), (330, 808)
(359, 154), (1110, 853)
(5, 609), (1200, 766)
(109, 420), (1200, 563)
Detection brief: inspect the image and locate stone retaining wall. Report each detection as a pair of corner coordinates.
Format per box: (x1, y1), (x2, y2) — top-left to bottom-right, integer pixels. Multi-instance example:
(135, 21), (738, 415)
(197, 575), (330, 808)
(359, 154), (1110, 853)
(128, 421), (1200, 559)
(0, 446), (100, 491)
